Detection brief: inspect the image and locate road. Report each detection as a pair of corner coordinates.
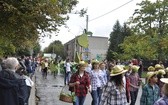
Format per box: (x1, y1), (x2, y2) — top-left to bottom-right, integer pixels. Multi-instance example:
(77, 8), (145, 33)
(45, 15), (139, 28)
(35, 69), (144, 105)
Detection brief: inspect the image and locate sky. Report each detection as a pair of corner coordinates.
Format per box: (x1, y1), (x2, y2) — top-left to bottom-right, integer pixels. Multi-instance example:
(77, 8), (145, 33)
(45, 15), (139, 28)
(40, 0), (156, 50)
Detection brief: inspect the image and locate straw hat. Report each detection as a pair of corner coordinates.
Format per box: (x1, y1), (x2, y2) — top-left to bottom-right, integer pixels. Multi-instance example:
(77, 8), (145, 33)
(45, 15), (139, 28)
(156, 69), (166, 75)
(148, 66), (155, 71)
(146, 71), (157, 83)
(78, 61), (86, 67)
(132, 65), (140, 72)
(92, 60), (99, 65)
(79, 61), (85, 64)
(155, 64), (163, 69)
(160, 78), (168, 84)
(110, 65), (127, 76)
(165, 67), (168, 73)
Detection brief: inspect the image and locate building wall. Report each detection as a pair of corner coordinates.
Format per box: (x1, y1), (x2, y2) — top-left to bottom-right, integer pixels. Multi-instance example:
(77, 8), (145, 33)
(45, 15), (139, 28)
(87, 36), (108, 60)
(64, 39), (75, 60)
(64, 36), (108, 61)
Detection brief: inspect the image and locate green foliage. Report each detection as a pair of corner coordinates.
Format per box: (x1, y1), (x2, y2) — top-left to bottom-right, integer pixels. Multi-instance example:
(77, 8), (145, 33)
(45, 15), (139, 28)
(106, 21), (132, 61)
(33, 43), (41, 56)
(15, 42), (41, 56)
(0, 0), (80, 56)
(120, 35), (157, 60)
(128, 0), (168, 60)
(43, 40), (65, 58)
(0, 36), (16, 56)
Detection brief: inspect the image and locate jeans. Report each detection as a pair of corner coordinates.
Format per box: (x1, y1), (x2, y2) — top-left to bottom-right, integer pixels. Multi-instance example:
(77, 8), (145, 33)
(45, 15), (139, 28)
(130, 90), (138, 105)
(64, 67), (66, 85)
(74, 96), (86, 105)
(91, 87), (102, 105)
(66, 71), (71, 84)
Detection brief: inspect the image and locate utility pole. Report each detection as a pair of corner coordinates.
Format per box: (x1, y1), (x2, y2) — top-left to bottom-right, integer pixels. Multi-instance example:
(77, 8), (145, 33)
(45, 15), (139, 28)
(85, 15), (89, 60)
(86, 15), (89, 32)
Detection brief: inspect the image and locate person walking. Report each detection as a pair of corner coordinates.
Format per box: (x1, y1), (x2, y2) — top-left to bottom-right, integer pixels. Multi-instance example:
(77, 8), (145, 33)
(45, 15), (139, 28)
(69, 63), (91, 105)
(99, 65), (127, 105)
(64, 59), (71, 85)
(99, 62), (108, 85)
(128, 65), (141, 105)
(90, 61), (106, 105)
(41, 59), (49, 79)
(154, 78), (168, 105)
(140, 71), (160, 105)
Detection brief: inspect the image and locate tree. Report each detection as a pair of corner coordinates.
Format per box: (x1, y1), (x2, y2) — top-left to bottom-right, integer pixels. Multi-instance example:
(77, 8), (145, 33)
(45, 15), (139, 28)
(43, 40), (64, 59)
(15, 42), (41, 57)
(33, 43), (41, 57)
(0, 0), (84, 56)
(106, 20), (132, 61)
(120, 35), (157, 60)
(129, 0), (168, 60)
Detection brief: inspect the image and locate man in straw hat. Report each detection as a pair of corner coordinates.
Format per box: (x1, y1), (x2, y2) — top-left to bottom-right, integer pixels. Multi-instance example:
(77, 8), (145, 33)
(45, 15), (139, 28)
(154, 78), (168, 105)
(140, 71), (160, 105)
(100, 65), (127, 105)
(155, 64), (163, 71)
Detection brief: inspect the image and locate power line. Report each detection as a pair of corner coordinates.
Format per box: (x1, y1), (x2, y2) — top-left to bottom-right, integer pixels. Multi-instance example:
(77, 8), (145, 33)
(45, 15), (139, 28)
(89, 0), (134, 22)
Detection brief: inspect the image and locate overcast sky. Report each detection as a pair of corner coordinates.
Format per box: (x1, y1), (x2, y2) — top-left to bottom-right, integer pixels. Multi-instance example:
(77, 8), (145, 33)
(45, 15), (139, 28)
(40, 0), (156, 50)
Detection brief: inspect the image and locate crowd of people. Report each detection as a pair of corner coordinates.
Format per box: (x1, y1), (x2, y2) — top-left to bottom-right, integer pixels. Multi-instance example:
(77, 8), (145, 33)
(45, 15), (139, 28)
(63, 59), (168, 105)
(0, 56), (38, 105)
(1, 56), (168, 105)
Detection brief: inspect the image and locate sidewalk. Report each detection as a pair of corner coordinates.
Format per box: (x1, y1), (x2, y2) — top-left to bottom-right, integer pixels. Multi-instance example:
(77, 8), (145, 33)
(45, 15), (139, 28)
(29, 76), (35, 105)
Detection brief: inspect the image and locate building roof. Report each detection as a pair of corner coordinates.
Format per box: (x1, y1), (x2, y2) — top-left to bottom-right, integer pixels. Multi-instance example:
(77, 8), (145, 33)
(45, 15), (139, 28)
(64, 36), (108, 45)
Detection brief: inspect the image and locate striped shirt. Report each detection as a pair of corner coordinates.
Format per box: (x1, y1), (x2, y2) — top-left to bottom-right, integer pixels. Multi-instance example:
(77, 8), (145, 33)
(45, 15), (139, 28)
(100, 81), (127, 105)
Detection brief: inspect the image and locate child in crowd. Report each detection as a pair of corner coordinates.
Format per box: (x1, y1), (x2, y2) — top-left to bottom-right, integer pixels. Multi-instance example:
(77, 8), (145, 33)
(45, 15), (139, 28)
(140, 71), (160, 105)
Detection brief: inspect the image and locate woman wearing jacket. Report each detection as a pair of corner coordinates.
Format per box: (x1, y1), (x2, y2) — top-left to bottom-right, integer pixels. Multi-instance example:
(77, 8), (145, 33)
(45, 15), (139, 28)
(69, 62), (91, 105)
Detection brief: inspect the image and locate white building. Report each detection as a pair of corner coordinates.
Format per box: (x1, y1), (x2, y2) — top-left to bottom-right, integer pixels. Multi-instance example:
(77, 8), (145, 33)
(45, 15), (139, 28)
(64, 36), (108, 61)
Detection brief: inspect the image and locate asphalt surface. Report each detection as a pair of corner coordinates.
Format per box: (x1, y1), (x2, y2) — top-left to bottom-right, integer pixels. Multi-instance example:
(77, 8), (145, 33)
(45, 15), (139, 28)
(35, 69), (144, 105)
(35, 70), (92, 105)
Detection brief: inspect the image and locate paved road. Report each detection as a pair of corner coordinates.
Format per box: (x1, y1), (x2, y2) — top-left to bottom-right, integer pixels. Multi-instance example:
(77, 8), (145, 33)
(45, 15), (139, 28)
(35, 70), (92, 105)
(35, 69), (144, 105)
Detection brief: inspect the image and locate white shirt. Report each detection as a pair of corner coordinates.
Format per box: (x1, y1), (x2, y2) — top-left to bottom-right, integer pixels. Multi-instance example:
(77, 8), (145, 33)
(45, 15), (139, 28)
(24, 75), (34, 87)
(86, 63), (92, 73)
(65, 62), (71, 72)
(122, 76), (126, 88)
